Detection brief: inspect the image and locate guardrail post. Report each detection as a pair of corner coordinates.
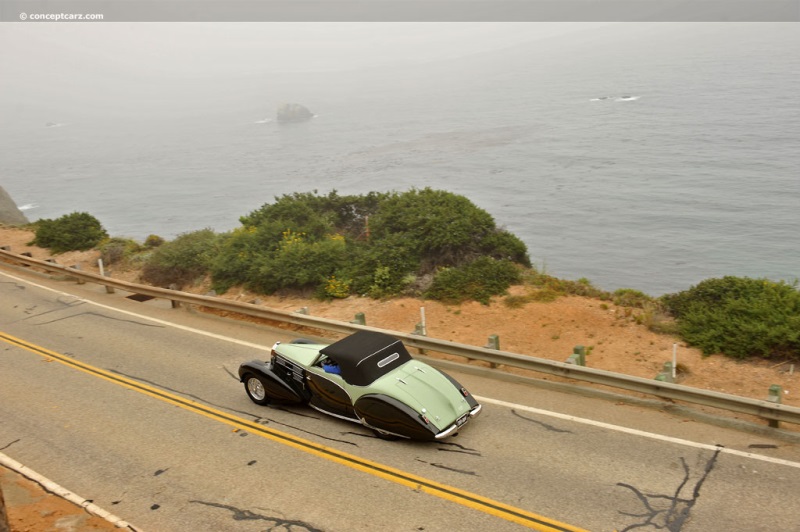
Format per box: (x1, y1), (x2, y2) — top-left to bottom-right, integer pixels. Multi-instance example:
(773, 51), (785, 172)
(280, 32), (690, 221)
(655, 362), (674, 383)
(97, 259), (115, 293)
(485, 334), (500, 350)
(296, 307), (309, 315)
(70, 264), (86, 284)
(168, 283), (181, 308)
(351, 312), (366, 325)
(767, 384), (783, 428)
(485, 335), (500, 368)
(411, 323), (427, 354)
(566, 345), (586, 366)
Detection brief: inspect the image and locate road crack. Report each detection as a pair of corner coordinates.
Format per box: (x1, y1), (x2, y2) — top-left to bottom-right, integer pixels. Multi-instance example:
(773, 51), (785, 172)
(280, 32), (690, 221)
(616, 446), (722, 531)
(190, 500), (325, 531)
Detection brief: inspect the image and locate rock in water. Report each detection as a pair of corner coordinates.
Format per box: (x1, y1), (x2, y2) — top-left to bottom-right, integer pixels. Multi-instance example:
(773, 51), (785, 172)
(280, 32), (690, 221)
(276, 103), (313, 123)
(0, 186), (30, 225)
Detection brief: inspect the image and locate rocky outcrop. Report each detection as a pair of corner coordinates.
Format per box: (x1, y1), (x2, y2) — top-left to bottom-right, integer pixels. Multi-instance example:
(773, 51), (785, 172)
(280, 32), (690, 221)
(276, 103), (314, 123)
(0, 186), (29, 225)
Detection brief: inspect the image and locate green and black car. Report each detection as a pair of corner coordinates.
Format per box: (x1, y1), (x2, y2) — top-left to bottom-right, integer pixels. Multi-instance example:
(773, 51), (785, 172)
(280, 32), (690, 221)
(239, 330), (481, 441)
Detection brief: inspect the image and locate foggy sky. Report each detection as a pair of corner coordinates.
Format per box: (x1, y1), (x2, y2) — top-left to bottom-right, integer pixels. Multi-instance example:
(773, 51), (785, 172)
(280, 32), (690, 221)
(1, 23), (612, 120)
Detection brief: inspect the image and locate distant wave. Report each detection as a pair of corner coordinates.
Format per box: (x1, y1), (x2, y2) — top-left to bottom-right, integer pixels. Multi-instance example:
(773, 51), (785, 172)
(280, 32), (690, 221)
(590, 95), (640, 102)
(18, 203), (39, 211)
(45, 122), (66, 128)
(253, 118), (273, 124)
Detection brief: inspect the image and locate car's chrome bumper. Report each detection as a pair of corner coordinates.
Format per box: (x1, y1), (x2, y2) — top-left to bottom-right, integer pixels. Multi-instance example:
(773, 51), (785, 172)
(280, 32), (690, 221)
(435, 403), (482, 439)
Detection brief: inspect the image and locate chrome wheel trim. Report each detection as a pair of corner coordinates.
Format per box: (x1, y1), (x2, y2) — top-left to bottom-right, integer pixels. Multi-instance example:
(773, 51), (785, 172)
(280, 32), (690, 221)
(247, 377), (266, 401)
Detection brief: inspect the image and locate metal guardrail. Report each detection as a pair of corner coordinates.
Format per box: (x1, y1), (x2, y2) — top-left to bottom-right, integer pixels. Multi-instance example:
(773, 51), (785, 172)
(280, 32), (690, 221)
(3, 247), (800, 427)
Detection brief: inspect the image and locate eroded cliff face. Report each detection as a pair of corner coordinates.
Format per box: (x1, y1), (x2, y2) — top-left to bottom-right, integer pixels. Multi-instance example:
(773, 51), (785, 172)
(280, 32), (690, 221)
(0, 186), (29, 225)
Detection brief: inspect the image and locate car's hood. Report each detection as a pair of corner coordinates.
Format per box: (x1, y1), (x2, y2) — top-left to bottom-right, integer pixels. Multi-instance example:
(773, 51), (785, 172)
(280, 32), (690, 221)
(274, 342), (326, 367)
(387, 364), (471, 430)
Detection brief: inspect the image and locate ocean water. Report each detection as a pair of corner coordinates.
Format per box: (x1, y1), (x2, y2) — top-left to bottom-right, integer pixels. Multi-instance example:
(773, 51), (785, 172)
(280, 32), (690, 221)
(2, 24), (798, 296)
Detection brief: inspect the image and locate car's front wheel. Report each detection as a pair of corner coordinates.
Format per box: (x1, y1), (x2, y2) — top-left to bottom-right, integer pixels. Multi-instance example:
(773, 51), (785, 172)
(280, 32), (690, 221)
(243, 374), (271, 405)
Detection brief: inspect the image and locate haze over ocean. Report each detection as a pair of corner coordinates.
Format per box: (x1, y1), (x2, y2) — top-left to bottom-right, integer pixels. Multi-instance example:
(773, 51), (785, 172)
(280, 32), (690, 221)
(2, 23), (798, 296)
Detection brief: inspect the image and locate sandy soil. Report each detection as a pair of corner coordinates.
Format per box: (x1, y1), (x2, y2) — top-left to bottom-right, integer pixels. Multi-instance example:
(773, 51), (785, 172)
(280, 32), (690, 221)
(1, 467), (120, 532)
(1, 224), (798, 529)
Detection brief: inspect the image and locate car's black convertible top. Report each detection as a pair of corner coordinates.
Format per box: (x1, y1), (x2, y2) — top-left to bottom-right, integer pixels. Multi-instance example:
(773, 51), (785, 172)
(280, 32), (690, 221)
(320, 330), (413, 386)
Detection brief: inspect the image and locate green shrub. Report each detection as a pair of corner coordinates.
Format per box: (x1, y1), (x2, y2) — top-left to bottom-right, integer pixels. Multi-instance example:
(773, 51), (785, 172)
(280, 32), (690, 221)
(141, 229), (218, 287)
(661, 277), (800, 360)
(98, 237), (142, 265)
(521, 270), (606, 299)
(246, 231), (348, 294)
(347, 233), (420, 297)
(31, 212), (108, 253)
(612, 288), (652, 308)
(144, 234), (165, 248)
(426, 257), (521, 305)
(209, 227), (264, 293)
(369, 188), (502, 269)
(240, 190), (387, 240)
(209, 188), (531, 302)
(323, 275), (352, 299)
(479, 229), (532, 267)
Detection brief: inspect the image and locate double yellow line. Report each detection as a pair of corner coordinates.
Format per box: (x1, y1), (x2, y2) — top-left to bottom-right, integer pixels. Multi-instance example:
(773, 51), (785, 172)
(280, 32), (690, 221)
(1, 330), (585, 531)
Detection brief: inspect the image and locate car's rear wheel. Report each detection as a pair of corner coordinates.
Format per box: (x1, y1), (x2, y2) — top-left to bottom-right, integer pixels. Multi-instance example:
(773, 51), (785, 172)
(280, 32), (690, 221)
(243, 374), (271, 405)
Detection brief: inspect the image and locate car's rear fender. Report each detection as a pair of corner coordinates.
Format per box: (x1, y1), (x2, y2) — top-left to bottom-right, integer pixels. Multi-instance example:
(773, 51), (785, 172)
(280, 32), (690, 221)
(438, 369), (480, 410)
(355, 393), (438, 441)
(239, 360), (306, 404)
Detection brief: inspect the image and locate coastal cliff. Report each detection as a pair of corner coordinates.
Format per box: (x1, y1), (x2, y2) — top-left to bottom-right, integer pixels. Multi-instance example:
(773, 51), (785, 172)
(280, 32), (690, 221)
(0, 186), (29, 225)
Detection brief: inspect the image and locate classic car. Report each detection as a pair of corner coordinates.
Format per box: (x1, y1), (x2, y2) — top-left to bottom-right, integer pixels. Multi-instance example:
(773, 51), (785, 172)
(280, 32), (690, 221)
(238, 330), (481, 441)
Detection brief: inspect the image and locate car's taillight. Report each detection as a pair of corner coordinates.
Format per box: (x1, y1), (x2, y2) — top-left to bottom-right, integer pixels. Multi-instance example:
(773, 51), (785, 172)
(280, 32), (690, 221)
(420, 409), (430, 424)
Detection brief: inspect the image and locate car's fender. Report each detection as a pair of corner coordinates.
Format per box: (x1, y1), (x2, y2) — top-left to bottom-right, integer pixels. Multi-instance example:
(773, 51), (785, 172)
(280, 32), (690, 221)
(355, 393), (438, 441)
(438, 369), (480, 410)
(239, 360), (306, 404)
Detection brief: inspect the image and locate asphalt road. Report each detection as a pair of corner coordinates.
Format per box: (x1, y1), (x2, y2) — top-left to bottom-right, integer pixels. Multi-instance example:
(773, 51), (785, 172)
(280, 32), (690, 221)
(1, 267), (799, 532)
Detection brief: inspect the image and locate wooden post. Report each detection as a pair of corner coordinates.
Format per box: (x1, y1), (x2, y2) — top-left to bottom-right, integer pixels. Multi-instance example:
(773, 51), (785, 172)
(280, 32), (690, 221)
(169, 283), (180, 308)
(0, 482), (11, 532)
(98, 259), (115, 293)
(70, 264), (85, 284)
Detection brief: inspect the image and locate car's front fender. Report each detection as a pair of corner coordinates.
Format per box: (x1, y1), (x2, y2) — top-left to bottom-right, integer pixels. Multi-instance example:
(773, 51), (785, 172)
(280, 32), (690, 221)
(239, 360), (305, 404)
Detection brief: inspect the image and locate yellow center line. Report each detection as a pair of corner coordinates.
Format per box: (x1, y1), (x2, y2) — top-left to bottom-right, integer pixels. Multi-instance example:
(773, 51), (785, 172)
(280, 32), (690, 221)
(1, 330), (586, 532)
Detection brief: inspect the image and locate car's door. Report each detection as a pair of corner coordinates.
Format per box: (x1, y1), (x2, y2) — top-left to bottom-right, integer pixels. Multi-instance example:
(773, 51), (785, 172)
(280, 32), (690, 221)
(307, 369), (357, 420)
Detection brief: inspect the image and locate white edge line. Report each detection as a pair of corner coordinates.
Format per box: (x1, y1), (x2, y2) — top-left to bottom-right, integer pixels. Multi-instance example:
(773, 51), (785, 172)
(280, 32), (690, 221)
(0, 451), (141, 530)
(474, 396), (800, 470)
(1, 270), (269, 352)
(4, 270), (800, 471)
